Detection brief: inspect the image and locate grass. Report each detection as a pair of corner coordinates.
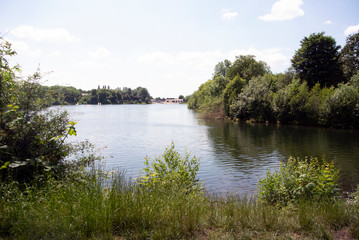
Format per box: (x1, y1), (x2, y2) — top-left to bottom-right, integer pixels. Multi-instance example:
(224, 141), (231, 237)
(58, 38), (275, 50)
(1, 170), (359, 240)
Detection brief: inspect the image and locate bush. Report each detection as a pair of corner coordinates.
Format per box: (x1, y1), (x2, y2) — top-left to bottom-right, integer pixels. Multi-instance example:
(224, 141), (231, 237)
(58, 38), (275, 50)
(138, 142), (201, 194)
(324, 83), (359, 128)
(0, 39), (96, 183)
(258, 157), (340, 206)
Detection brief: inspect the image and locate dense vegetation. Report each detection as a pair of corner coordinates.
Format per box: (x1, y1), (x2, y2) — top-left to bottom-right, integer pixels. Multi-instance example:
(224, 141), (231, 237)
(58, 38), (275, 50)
(41, 85), (152, 105)
(188, 32), (359, 129)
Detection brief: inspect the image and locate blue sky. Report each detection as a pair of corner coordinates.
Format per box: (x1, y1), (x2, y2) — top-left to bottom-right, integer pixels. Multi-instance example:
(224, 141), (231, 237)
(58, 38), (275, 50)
(1, 0), (359, 98)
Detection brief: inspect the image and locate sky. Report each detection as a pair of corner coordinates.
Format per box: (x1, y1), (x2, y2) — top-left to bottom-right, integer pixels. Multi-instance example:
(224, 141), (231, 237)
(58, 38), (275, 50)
(1, 0), (359, 98)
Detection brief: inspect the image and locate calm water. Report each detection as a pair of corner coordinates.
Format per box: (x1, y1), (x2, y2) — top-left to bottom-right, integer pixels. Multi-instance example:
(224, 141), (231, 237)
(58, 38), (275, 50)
(61, 104), (359, 195)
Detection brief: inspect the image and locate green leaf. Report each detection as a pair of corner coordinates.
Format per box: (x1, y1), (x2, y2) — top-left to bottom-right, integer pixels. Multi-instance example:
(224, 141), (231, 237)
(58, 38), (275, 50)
(0, 161), (10, 170)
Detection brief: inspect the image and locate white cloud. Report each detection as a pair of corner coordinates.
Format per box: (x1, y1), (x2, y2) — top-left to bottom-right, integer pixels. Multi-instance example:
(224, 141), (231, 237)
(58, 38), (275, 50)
(259, 0), (304, 21)
(324, 20), (332, 25)
(138, 50), (223, 69)
(89, 47), (111, 59)
(75, 47), (112, 68)
(75, 60), (103, 68)
(10, 25), (80, 43)
(138, 48), (289, 73)
(137, 48), (290, 97)
(137, 51), (175, 66)
(178, 50), (223, 69)
(48, 51), (60, 57)
(221, 9), (239, 20)
(344, 24), (359, 35)
(5, 38), (43, 57)
(228, 47), (289, 71)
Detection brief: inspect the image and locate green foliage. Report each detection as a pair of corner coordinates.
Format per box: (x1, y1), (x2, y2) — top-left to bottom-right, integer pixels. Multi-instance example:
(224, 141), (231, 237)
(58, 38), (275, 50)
(287, 80), (309, 124)
(47, 85), (82, 105)
(226, 55), (270, 82)
(304, 83), (334, 125)
(349, 72), (359, 88)
(213, 59), (232, 78)
(186, 33), (359, 129)
(0, 39), (96, 183)
(324, 82), (359, 128)
(258, 157), (340, 206)
(291, 32), (343, 88)
(138, 142), (201, 194)
(210, 75), (229, 97)
(187, 92), (198, 109)
(340, 31), (359, 80)
(187, 75), (228, 117)
(189, 51), (359, 128)
(230, 75), (274, 122)
(271, 78), (300, 123)
(52, 86), (151, 105)
(0, 40), (19, 113)
(222, 75), (246, 116)
(188, 55), (269, 119)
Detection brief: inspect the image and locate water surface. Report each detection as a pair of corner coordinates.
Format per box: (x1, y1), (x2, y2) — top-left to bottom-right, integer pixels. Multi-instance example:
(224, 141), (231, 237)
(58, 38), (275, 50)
(62, 104), (359, 195)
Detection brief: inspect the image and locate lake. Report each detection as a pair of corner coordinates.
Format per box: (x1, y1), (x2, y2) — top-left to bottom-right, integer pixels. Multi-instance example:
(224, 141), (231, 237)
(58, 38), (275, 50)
(61, 104), (359, 195)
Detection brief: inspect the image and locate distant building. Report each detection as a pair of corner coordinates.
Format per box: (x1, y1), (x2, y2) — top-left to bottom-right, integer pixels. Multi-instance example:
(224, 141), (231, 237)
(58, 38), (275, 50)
(151, 98), (183, 104)
(165, 98), (183, 103)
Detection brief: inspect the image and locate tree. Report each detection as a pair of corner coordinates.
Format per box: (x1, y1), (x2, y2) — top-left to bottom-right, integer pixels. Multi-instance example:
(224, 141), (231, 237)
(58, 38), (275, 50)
(291, 32), (343, 88)
(98, 89), (109, 104)
(213, 59), (232, 77)
(325, 83), (359, 128)
(222, 75), (246, 116)
(230, 75), (275, 122)
(226, 55), (270, 82)
(178, 95), (184, 99)
(340, 31), (359, 80)
(135, 87), (151, 103)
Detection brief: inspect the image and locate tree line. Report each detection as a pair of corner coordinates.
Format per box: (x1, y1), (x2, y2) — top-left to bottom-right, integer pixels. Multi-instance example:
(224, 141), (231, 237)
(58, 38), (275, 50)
(188, 31), (359, 129)
(40, 85), (152, 105)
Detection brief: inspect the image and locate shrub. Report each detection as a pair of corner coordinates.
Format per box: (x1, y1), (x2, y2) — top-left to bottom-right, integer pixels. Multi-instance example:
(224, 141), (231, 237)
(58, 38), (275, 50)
(138, 142), (201, 194)
(324, 83), (359, 128)
(258, 157), (340, 206)
(0, 39), (96, 183)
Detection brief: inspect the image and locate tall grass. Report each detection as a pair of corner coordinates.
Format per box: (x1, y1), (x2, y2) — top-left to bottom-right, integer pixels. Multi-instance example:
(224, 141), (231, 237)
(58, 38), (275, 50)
(1, 147), (359, 239)
(1, 170), (359, 239)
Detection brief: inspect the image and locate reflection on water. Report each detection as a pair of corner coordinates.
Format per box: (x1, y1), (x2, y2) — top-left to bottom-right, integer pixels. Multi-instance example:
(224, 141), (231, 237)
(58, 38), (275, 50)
(61, 104), (359, 195)
(204, 120), (359, 193)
